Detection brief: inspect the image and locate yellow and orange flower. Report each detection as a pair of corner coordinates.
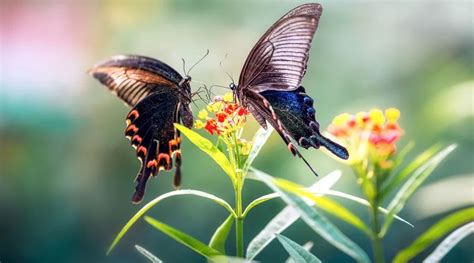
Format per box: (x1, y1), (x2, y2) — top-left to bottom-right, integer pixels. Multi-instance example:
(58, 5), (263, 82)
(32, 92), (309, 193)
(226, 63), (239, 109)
(326, 108), (403, 166)
(194, 93), (249, 136)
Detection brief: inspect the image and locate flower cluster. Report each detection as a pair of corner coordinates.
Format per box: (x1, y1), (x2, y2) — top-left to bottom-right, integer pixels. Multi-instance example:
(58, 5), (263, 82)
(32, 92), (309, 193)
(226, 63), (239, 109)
(327, 108), (403, 166)
(194, 93), (249, 136)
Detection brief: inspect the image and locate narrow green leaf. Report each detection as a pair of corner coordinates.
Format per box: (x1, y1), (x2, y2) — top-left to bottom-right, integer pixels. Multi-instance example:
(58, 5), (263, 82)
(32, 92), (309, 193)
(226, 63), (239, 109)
(424, 222), (474, 262)
(209, 214), (234, 254)
(274, 178), (371, 236)
(381, 144), (442, 198)
(134, 245), (162, 263)
(324, 190), (413, 228)
(251, 168), (370, 263)
(391, 141), (415, 170)
(285, 241), (314, 263)
(242, 193), (279, 218)
(175, 124), (235, 182)
(243, 126), (274, 172)
(144, 216), (223, 259)
(107, 189), (235, 254)
(276, 234), (321, 263)
(381, 144), (457, 236)
(394, 207), (474, 263)
(246, 170), (342, 260)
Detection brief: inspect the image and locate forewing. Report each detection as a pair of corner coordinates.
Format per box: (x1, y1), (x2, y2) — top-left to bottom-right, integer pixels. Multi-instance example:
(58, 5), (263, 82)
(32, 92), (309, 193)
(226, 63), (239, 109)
(89, 55), (183, 107)
(124, 89), (184, 203)
(238, 3), (322, 92)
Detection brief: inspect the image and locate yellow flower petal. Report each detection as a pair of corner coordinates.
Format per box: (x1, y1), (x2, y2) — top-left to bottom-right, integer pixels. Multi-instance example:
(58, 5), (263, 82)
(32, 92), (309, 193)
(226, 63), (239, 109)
(369, 108), (385, 125)
(385, 108), (400, 123)
(194, 120), (205, 129)
(223, 93), (233, 102)
(356, 111), (368, 127)
(198, 109), (208, 119)
(333, 113), (351, 126)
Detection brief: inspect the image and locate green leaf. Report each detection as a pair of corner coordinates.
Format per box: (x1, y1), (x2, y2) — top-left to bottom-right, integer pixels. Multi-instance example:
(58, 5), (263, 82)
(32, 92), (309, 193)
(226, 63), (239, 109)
(251, 168), (370, 263)
(394, 207), (474, 263)
(242, 193), (279, 217)
(209, 214), (234, 254)
(324, 190), (413, 228)
(391, 141), (415, 170)
(274, 178), (371, 236)
(276, 234), (321, 263)
(424, 222), (474, 262)
(246, 170), (342, 260)
(285, 241), (314, 263)
(107, 189), (234, 254)
(144, 216), (223, 259)
(175, 123), (236, 182)
(243, 126), (274, 173)
(381, 143), (442, 198)
(134, 245), (162, 263)
(381, 144), (457, 236)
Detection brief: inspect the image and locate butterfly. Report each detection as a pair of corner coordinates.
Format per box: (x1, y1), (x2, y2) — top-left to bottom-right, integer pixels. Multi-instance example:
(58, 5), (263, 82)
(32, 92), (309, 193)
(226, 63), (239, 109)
(230, 3), (349, 175)
(89, 55), (194, 203)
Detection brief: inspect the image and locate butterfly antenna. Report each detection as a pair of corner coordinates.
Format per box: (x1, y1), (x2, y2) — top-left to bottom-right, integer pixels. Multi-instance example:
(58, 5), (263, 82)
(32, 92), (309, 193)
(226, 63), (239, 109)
(187, 49), (210, 75)
(181, 58), (187, 76)
(219, 53), (235, 84)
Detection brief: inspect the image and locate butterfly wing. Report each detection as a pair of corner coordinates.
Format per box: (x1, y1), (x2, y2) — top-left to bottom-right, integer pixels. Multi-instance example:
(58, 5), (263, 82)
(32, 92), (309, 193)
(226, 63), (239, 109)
(125, 91), (185, 203)
(89, 55), (184, 107)
(90, 55), (192, 203)
(259, 87), (348, 159)
(236, 4), (348, 170)
(238, 3), (322, 92)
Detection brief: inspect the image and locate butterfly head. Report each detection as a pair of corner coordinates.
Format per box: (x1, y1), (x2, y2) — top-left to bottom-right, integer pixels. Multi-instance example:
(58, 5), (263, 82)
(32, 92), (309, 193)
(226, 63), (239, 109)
(229, 83), (237, 91)
(184, 75), (192, 83)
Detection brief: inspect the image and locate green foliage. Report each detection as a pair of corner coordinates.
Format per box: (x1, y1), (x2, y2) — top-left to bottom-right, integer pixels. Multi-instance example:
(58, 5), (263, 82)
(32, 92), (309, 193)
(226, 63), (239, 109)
(107, 189), (234, 254)
(242, 126), (274, 173)
(394, 207), (474, 263)
(209, 214), (235, 254)
(134, 245), (162, 263)
(246, 171), (342, 260)
(381, 144), (457, 236)
(175, 123), (236, 183)
(323, 190), (413, 228)
(381, 143), (442, 199)
(251, 168), (370, 263)
(276, 234), (321, 263)
(144, 216), (223, 259)
(273, 177), (372, 236)
(424, 222), (474, 262)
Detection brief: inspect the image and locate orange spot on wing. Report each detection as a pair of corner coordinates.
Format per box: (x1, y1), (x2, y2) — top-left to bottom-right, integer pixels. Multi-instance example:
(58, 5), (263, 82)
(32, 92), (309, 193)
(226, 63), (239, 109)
(127, 110), (139, 122)
(147, 159), (158, 168)
(132, 135), (142, 144)
(126, 124), (138, 134)
(137, 146), (147, 157)
(158, 153), (171, 165)
(287, 143), (297, 156)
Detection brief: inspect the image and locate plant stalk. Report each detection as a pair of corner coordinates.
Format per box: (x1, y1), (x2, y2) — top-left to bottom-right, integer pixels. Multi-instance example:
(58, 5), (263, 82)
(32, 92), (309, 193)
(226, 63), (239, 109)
(370, 200), (385, 263)
(235, 182), (244, 257)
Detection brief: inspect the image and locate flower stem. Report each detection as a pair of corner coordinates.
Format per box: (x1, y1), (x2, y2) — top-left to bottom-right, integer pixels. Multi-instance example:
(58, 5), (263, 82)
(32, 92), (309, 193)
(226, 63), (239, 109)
(235, 182), (244, 257)
(370, 199), (385, 263)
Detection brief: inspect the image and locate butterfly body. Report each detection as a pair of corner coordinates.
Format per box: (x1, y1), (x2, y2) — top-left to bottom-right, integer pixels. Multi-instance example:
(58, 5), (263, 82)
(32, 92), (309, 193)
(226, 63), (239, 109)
(232, 3), (349, 173)
(90, 55), (193, 203)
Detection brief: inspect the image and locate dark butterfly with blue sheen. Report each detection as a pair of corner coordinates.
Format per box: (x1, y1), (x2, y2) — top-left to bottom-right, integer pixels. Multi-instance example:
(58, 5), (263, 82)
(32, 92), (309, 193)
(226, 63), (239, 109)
(231, 3), (349, 175)
(89, 55), (193, 203)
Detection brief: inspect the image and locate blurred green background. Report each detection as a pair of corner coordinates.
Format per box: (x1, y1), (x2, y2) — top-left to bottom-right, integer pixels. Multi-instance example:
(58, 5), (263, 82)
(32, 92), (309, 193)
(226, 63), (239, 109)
(1, 0), (472, 262)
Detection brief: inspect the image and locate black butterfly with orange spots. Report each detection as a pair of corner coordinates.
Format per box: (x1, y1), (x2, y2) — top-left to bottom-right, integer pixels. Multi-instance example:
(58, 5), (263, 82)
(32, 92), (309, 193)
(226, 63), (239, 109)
(231, 3), (349, 175)
(89, 55), (193, 203)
